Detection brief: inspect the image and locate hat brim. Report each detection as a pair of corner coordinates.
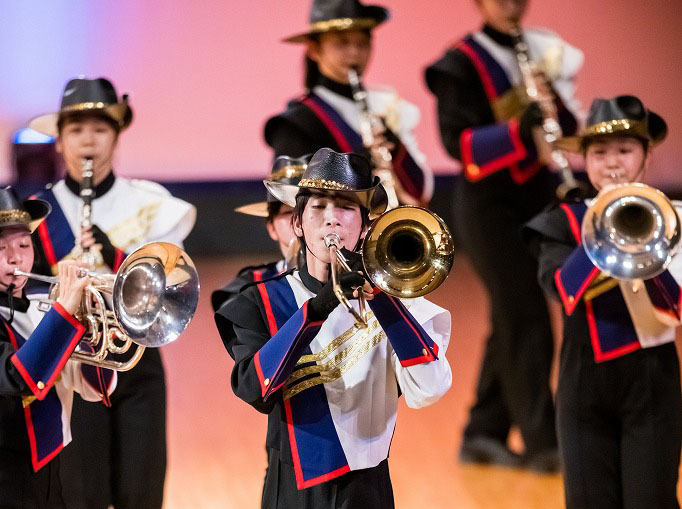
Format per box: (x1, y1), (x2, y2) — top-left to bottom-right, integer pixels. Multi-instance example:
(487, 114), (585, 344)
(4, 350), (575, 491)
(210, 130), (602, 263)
(283, 9), (389, 43)
(0, 198), (51, 233)
(264, 178), (387, 216)
(234, 202), (269, 218)
(28, 102), (133, 137)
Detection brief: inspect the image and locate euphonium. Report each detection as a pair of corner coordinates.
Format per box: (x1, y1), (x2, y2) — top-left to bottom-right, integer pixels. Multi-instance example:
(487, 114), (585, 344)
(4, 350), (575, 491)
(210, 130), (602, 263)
(582, 183), (681, 281)
(509, 23), (585, 201)
(324, 206), (454, 327)
(14, 242), (200, 371)
(347, 68), (418, 208)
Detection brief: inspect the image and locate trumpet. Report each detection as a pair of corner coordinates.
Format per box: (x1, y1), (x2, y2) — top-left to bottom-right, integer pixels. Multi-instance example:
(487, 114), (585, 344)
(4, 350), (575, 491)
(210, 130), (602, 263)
(15, 242), (200, 371)
(582, 183), (681, 281)
(347, 68), (418, 208)
(509, 23), (585, 201)
(324, 206), (454, 327)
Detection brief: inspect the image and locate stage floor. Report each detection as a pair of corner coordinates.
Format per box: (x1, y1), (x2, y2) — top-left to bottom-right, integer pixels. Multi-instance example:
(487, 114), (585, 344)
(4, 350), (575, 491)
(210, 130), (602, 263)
(160, 254), (682, 508)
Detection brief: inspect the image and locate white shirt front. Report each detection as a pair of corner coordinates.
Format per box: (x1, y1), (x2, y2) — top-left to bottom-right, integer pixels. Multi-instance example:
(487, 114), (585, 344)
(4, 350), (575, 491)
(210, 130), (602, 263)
(284, 272), (452, 471)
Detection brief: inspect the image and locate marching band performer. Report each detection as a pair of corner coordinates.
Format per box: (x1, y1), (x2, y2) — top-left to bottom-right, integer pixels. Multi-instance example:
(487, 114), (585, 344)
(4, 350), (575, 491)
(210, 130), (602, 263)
(0, 187), (116, 508)
(525, 96), (680, 508)
(211, 155), (308, 313)
(215, 148), (451, 508)
(27, 77), (196, 509)
(424, 0), (583, 471)
(264, 0), (433, 206)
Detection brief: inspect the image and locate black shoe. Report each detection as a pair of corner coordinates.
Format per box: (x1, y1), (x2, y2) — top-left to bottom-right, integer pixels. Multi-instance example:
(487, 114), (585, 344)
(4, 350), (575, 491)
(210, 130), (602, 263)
(459, 436), (522, 468)
(523, 448), (561, 474)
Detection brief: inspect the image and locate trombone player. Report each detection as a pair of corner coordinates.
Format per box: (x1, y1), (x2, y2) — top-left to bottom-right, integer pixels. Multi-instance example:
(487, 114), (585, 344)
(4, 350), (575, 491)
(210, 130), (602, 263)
(0, 187), (116, 508)
(214, 148), (452, 508)
(524, 96), (680, 509)
(27, 77), (196, 509)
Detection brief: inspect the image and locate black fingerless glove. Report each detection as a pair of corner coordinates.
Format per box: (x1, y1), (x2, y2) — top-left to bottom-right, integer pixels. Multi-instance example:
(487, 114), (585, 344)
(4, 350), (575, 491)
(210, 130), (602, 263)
(89, 224), (117, 269)
(339, 248), (364, 273)
(308, 271), (366, 322)
(519, 101), (545, 146)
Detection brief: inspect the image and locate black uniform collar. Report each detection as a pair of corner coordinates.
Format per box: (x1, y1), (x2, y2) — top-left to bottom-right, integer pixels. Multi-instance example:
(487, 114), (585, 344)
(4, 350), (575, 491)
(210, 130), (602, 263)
(318, 75), (355, 100)
(64, 170), (116, 198)
(482, 23), (515, 48)
(299, 263), (324, 294)
(0, 291), (30, 314)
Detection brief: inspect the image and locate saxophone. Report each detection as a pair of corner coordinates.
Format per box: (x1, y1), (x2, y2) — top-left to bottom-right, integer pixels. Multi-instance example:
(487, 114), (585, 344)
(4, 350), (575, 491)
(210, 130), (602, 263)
(510, 23), (585, 201)
(347, 68), (418, 208)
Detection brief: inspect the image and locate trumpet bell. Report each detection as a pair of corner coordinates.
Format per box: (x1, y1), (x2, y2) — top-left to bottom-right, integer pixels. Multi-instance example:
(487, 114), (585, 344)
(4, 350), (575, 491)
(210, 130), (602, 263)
(363, 206), (454, 298)
(113, 242), (200, 347)
(582, 183), (681, 280)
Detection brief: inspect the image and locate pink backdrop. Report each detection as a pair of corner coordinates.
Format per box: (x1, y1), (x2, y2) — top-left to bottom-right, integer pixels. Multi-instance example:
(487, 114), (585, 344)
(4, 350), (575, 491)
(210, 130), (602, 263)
(1, 1), (680, 185)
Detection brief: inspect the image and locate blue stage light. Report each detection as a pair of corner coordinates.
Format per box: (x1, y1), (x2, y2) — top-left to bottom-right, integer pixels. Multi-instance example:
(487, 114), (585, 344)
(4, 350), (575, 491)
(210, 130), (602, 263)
(13, 128), (54, 145)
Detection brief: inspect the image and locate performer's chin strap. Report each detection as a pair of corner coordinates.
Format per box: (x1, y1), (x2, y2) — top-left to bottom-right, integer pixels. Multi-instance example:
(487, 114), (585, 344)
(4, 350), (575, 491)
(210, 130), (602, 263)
(6, 284), (16, 324)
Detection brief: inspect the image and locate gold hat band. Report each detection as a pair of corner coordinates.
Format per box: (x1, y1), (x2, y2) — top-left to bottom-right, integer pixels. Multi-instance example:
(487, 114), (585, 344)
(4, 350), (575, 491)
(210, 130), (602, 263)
(582, 119), (648, 138)
(270, 165), (305, 181)
(308, 17), (378, 33)
(0, 210), (31, 225)
(299, 178), (352, 191)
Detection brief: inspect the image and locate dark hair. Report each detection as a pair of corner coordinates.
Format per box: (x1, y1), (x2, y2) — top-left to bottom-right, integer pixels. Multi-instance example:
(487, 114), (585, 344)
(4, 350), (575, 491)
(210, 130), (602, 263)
(266, 201), (284, 223)
(57, 111), (120, 135)
(581, 134), (649, 153)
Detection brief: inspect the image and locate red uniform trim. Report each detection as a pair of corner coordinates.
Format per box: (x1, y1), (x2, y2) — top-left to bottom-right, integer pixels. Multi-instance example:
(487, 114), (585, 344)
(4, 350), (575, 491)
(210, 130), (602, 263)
(112, 248), (126, 272)
(585, 300), (641, 363)
(24, 403), (64, 471)
(457, 41), (498, 101)
(254, 351), (267, 397)
(461, 119), (527, 181)
(385, 294), (438, 364)
(10, 303), (85, 399)
(554, 267), (600, 316)
(284, 398), (350, 490)
(390, 145), (420, 200)
(256, 282), (279, 337)
(36, 221), (58, 269)
(560, 203), (582, 244)
(301, 97), (353, 152)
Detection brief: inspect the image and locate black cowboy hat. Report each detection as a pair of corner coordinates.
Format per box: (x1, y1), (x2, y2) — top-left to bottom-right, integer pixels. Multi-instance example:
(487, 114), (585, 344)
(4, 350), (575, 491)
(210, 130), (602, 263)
(29, 77), (133, 138)
(0, 187), (51, 233)
(235, 155), (311, 217)
(283, 0), (390, 43)
(264, 147), (388, 216)
(556, 95), (667, 152)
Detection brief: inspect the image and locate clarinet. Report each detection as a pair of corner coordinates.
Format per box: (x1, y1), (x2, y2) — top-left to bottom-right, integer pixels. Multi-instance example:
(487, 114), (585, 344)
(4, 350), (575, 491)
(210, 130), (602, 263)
(347, 68), (414, 208)
(510, 23), (584, 201)
(77, 157), (97, 268)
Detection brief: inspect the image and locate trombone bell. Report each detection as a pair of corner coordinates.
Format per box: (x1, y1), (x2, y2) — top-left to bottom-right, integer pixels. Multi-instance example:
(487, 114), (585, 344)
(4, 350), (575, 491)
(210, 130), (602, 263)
(582, 183), (681, 280)
(363, 206), (454, 298)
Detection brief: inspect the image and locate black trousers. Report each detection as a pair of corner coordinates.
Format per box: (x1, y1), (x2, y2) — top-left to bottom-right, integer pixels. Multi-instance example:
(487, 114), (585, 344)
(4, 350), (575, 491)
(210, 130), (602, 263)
(557, 340), (681, 509)
(456, 172), (557, 454)
(261, 448), (394, 509)
(0, 451), (65, 509)
(58, 349), (167, 509)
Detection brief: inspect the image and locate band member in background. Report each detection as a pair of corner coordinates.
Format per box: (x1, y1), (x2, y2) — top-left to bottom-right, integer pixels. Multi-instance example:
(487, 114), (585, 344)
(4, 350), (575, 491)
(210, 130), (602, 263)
(215, 148), (451, 508)
(264, 0), (433, 207)
(0, 187), (116, 508)
(525, 96), (680, 508)
(27, 77), (196, 509)
(424, 0), (583, 471)
(211, 155), (308, 313)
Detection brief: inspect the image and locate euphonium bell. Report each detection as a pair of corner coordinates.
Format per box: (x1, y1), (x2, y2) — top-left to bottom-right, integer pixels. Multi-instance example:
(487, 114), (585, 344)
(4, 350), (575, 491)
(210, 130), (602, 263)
(15, 242), (200, 371)
(325, 206), (454, 327)
(582, 183), (681, 280)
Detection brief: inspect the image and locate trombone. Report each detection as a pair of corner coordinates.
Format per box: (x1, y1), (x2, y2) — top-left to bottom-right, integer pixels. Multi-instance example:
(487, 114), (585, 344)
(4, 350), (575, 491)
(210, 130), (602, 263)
(324, 206), (454, 327)
(15, 242), (200, 371)
(582, 183), (681, 282)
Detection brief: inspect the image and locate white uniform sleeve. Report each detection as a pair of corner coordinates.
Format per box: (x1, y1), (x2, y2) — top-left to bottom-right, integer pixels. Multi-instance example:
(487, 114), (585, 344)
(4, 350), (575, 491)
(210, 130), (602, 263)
(391, 298), (452, 409)
(58, 360), (118, 402)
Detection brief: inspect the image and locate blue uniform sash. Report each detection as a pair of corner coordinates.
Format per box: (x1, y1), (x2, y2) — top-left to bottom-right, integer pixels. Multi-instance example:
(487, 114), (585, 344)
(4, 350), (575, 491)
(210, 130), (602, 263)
(32, 188), (76, 271)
